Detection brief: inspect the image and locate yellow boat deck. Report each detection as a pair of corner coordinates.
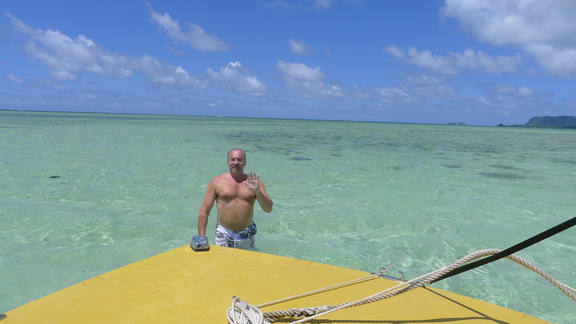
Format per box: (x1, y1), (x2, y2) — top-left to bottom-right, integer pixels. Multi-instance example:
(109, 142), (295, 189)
(3, 245), (549, 323)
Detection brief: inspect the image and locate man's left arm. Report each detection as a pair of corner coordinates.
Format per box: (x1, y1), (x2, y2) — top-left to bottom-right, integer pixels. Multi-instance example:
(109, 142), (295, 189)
(255, 181), (273, 213)
(245, 171), (273, 213)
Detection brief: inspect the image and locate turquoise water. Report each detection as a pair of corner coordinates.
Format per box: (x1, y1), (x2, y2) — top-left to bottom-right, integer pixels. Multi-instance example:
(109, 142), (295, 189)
(1, 111), (575, 323)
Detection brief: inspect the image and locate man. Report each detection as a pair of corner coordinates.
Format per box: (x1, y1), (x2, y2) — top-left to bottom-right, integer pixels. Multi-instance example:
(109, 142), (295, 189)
(197, 148), (273, 249)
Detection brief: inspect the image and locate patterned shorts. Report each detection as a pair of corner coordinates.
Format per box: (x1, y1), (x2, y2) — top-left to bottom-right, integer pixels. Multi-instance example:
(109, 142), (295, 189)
(215, 222), (257, 249)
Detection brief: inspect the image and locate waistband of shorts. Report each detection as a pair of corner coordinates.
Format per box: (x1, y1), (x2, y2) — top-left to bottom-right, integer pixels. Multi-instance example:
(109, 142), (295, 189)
(216, 222), (256, 234)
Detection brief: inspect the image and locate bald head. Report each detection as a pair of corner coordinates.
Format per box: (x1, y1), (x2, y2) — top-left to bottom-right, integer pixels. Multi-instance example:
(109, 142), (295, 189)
(227, 148), (246, 160)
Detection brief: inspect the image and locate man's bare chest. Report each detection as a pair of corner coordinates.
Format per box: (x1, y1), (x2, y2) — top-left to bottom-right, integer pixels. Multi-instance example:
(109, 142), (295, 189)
(217, 182), (254, 203)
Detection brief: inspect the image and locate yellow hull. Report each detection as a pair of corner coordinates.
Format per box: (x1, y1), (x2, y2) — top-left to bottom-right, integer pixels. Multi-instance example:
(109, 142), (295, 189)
(4, 246), (549, 323)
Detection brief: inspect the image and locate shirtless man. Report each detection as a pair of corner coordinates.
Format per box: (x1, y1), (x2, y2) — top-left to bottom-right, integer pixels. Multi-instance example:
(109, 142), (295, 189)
(197, 148), (273, 249)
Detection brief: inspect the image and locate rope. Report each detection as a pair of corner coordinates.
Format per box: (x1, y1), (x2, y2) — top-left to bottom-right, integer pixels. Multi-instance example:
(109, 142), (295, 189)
(383, 221), (458, 274)
(256, 274), (379, 309)
(227, 297), (269, 324)
(433, 216), (576, 282)
(257, 221), (458, 311)
(227, 249), (576, 324)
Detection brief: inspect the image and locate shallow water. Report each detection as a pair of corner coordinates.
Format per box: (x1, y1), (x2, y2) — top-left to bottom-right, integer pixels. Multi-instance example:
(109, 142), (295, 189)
(1, 111), (575, 322)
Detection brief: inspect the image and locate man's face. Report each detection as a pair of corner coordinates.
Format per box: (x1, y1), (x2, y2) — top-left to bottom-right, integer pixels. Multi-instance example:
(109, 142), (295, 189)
(228, 150), (246, 174)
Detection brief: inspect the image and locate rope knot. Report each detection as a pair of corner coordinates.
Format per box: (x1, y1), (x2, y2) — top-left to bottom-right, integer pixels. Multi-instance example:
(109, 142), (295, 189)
(227, 297), (270, 324)
(289, 306), (331, 318)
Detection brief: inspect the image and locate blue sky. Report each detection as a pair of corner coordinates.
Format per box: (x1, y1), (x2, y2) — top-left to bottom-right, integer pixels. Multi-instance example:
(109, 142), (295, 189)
(1, 0), (575, 125)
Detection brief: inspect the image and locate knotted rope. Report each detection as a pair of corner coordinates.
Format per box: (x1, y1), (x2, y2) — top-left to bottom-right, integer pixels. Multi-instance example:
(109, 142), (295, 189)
(227, 249), (576, 324)
(226, 297), (267, 324)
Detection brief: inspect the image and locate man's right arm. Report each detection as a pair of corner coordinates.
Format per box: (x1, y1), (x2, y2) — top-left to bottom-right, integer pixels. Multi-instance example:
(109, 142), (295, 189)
(198, 180), (217, 236)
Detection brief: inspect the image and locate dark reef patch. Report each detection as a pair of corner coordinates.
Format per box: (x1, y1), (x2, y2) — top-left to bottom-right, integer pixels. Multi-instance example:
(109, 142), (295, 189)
(489, 164), (523, 171)
(479, 172), (526, 180)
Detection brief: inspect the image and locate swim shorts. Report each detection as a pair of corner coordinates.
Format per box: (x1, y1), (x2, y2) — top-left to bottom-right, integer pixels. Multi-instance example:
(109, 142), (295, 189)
(215, 222), (258, 249)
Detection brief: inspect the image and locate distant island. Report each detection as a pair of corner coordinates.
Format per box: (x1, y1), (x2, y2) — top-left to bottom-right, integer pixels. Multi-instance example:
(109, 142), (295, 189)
(498, 116), (576, 128)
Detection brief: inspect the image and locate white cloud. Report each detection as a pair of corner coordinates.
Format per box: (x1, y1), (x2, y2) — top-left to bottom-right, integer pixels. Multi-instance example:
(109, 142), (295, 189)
(6, 74), (24, 84)
(79, 94), (97, 101)
(265, 0), (334, 10)
(206, 62), (266, 95)
(373, 86), (414, 104)
(16, 24), (132, 80)
(493, 84), (534, 98)
(137, 55), (205, 87)
(276, 61), (343, 98)
(384, 45), (404, 59)
(384, 45), (522, 75)
(474, 84), (548, 118)
(523, 44), (576, 78)
(405, 75), (445, 86)
(147, 4), (230, 52)
(372, 79), (458, 105)
(36, 77), (68, 90)
(6, 12), (205, 87)
(442, 0), (576, 47)
(313, 0), (334, 10)
(288, 39), (312, 55)
(452, 48), (522, 74)
(264, 1), (293, 10)
(442, 0), (576, 77)
(277, 61), (324, 81)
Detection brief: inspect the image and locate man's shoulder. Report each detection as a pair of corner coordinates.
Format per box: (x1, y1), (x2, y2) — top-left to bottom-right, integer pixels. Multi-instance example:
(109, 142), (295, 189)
(210, 173), (232, 183)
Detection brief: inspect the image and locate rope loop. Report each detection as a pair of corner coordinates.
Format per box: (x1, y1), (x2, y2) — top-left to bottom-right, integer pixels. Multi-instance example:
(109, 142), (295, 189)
(227, 296), (270, 324)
